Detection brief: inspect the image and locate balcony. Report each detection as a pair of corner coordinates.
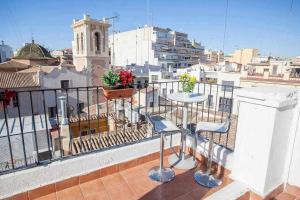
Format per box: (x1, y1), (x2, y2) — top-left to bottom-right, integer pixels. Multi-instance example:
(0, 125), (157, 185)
(1, 82), (300, 200)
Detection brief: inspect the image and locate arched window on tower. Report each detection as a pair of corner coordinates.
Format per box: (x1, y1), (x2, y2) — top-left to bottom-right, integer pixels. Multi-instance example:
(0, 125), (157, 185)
(103, 29), (106, 52)
(76, 33), (79, 53)
(95, 32), (101, 53)
(81, 32), (84, 53)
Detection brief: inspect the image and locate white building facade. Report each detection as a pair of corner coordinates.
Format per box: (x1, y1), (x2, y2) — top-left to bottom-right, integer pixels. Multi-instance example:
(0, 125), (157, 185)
(110, 26), (205, 70)
(0, 41), (13, 63)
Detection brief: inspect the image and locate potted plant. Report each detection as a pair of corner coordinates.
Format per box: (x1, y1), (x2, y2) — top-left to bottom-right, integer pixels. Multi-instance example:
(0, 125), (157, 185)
(0, 90), (17, 108)
(179, 73), (197, 97)
(101, 69), (136, 100)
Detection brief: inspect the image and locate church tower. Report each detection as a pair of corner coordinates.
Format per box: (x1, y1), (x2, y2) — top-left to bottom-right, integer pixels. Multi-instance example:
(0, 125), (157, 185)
(72, 14), (110, 86)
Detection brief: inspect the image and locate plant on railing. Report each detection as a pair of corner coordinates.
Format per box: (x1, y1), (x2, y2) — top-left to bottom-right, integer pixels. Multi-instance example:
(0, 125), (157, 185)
(0, 90), (17, 108)
(102, 69), (134, 88)
(101, 69), (120, 88)
(179, 73), (197, 93)
(101, 68), (135, 99)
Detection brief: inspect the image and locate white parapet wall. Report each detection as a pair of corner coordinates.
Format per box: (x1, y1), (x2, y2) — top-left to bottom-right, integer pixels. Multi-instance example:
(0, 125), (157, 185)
(287, 91), (300, 187)
(231, 87), (298, 197)
(0, 134), (181, 199)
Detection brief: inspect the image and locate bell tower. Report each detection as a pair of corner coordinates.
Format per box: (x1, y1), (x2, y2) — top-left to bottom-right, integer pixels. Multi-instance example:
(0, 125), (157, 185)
(72, 14), (110, 86)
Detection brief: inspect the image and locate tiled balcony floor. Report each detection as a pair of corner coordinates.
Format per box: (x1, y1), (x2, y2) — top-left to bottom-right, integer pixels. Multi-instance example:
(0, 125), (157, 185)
(30, 157), (232, 200)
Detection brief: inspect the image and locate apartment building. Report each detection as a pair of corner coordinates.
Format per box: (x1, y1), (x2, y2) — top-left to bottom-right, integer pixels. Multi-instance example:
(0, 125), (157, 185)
(203, 49), (224, 64)
(110, 26), (205, 70)
(227, 48), (258, 65)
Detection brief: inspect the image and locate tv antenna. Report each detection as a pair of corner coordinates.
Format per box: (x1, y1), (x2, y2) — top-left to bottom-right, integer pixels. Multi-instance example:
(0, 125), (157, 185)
(104, 13), (119, 66)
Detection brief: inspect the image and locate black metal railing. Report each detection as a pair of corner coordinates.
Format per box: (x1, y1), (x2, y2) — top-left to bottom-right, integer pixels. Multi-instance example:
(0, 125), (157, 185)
(0, 81), (238, 175)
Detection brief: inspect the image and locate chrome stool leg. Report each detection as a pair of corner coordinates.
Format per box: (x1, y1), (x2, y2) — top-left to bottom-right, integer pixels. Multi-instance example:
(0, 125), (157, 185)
(194, 132), (222, 188)
(149, 132), (175, 183)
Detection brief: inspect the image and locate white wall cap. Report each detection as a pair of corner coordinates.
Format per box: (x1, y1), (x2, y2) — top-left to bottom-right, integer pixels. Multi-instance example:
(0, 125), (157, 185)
(204, 181), (249, 200)
(236, 86), (298, 108)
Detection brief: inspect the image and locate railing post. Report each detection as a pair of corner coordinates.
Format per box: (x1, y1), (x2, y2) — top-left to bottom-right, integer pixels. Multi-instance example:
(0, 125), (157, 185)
(58, 96), (71, 154)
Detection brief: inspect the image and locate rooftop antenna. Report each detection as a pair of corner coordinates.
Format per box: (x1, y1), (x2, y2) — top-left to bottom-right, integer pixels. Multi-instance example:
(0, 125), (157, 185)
(222, 0), (229, 53)
(104, 13), (119, 66)
(31, 32), (35, 44)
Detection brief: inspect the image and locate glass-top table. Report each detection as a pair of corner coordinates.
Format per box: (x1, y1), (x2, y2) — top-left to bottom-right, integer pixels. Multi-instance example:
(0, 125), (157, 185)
(167, 92), (207, 169)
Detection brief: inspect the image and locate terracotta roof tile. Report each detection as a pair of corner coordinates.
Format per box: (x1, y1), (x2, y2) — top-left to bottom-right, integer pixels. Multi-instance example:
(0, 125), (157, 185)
(0, 72), (39, 89)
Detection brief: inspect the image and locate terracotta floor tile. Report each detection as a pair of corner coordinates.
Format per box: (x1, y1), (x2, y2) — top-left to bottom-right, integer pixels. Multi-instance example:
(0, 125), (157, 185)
(101, 173), (127, 189)
(275, 192), (297, 200)
(187, 187), (211, 200)
(79, 179), (110, 200)
(287, 185), (300, 198)
(174, 193), (194, 200)
(105, 183), (137, 200)
(56, 186), (83, 200)
(34, 193), (57, 200)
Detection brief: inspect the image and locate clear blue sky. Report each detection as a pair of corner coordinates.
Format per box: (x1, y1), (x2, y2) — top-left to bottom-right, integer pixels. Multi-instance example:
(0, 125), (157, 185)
(0, 0), (299, 57)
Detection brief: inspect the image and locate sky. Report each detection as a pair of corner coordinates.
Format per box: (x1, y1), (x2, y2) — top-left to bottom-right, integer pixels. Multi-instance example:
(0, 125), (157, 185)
(0, 0), (299, 57)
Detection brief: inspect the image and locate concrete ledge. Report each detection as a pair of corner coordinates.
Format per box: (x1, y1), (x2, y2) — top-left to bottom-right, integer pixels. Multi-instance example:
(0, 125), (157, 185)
(0, 134), (181, 199)
(204, 181), (249, 200)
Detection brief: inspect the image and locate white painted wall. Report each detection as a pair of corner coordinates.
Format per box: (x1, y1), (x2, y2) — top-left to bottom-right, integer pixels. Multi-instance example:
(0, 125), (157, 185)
(231, 87), (298, 197)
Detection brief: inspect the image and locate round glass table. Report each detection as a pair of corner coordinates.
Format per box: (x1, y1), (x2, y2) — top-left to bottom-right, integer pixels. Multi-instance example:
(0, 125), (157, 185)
(167, 92), (207, 169)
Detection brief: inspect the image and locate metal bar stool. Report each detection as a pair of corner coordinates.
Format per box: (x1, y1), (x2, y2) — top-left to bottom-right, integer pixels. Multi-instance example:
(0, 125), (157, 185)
(146, 113), (182, 183)
(193, 115), (231, 188)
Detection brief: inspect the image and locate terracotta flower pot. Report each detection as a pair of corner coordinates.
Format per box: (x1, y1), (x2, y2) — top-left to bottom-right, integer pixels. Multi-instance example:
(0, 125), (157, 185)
(102, 87), (136, 100)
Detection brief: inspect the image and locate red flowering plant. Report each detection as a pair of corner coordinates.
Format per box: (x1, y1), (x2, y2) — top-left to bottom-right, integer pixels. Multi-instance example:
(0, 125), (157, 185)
(119, 70), (134, 88)
(0, 90), (17, 108)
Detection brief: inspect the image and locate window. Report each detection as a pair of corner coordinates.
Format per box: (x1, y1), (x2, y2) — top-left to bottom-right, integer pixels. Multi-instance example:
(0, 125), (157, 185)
(221, 81), (234, 92)
(137, 80), (142, 89)
(218, 97), (232, 113)
(272, 65), (278, 75)
(162, 88), (167, 97)
(81, 32), (84, 52)
(77, 103), (84, 113)
(95, 32), (100, 52)
(151, 75), (158, 82)
(60, 80), (69, 90)
(206, 95), (214, 108)
(12, 95), (18, 107)
(103, 29), (105, 52)
(48, 107), (57, 118)
(76, 34), (79, 53)
(149, 101), (154, 107)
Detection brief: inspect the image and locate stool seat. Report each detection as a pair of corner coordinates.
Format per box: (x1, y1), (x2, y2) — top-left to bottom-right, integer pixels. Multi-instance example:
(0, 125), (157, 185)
(150, 116), (180, 132)
(196, 120), (229, 133)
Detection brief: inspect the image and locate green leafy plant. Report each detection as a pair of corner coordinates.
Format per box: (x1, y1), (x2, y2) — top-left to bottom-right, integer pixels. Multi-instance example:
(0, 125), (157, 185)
(101, 69), (120, 87)
(179, 73), (197, 93)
